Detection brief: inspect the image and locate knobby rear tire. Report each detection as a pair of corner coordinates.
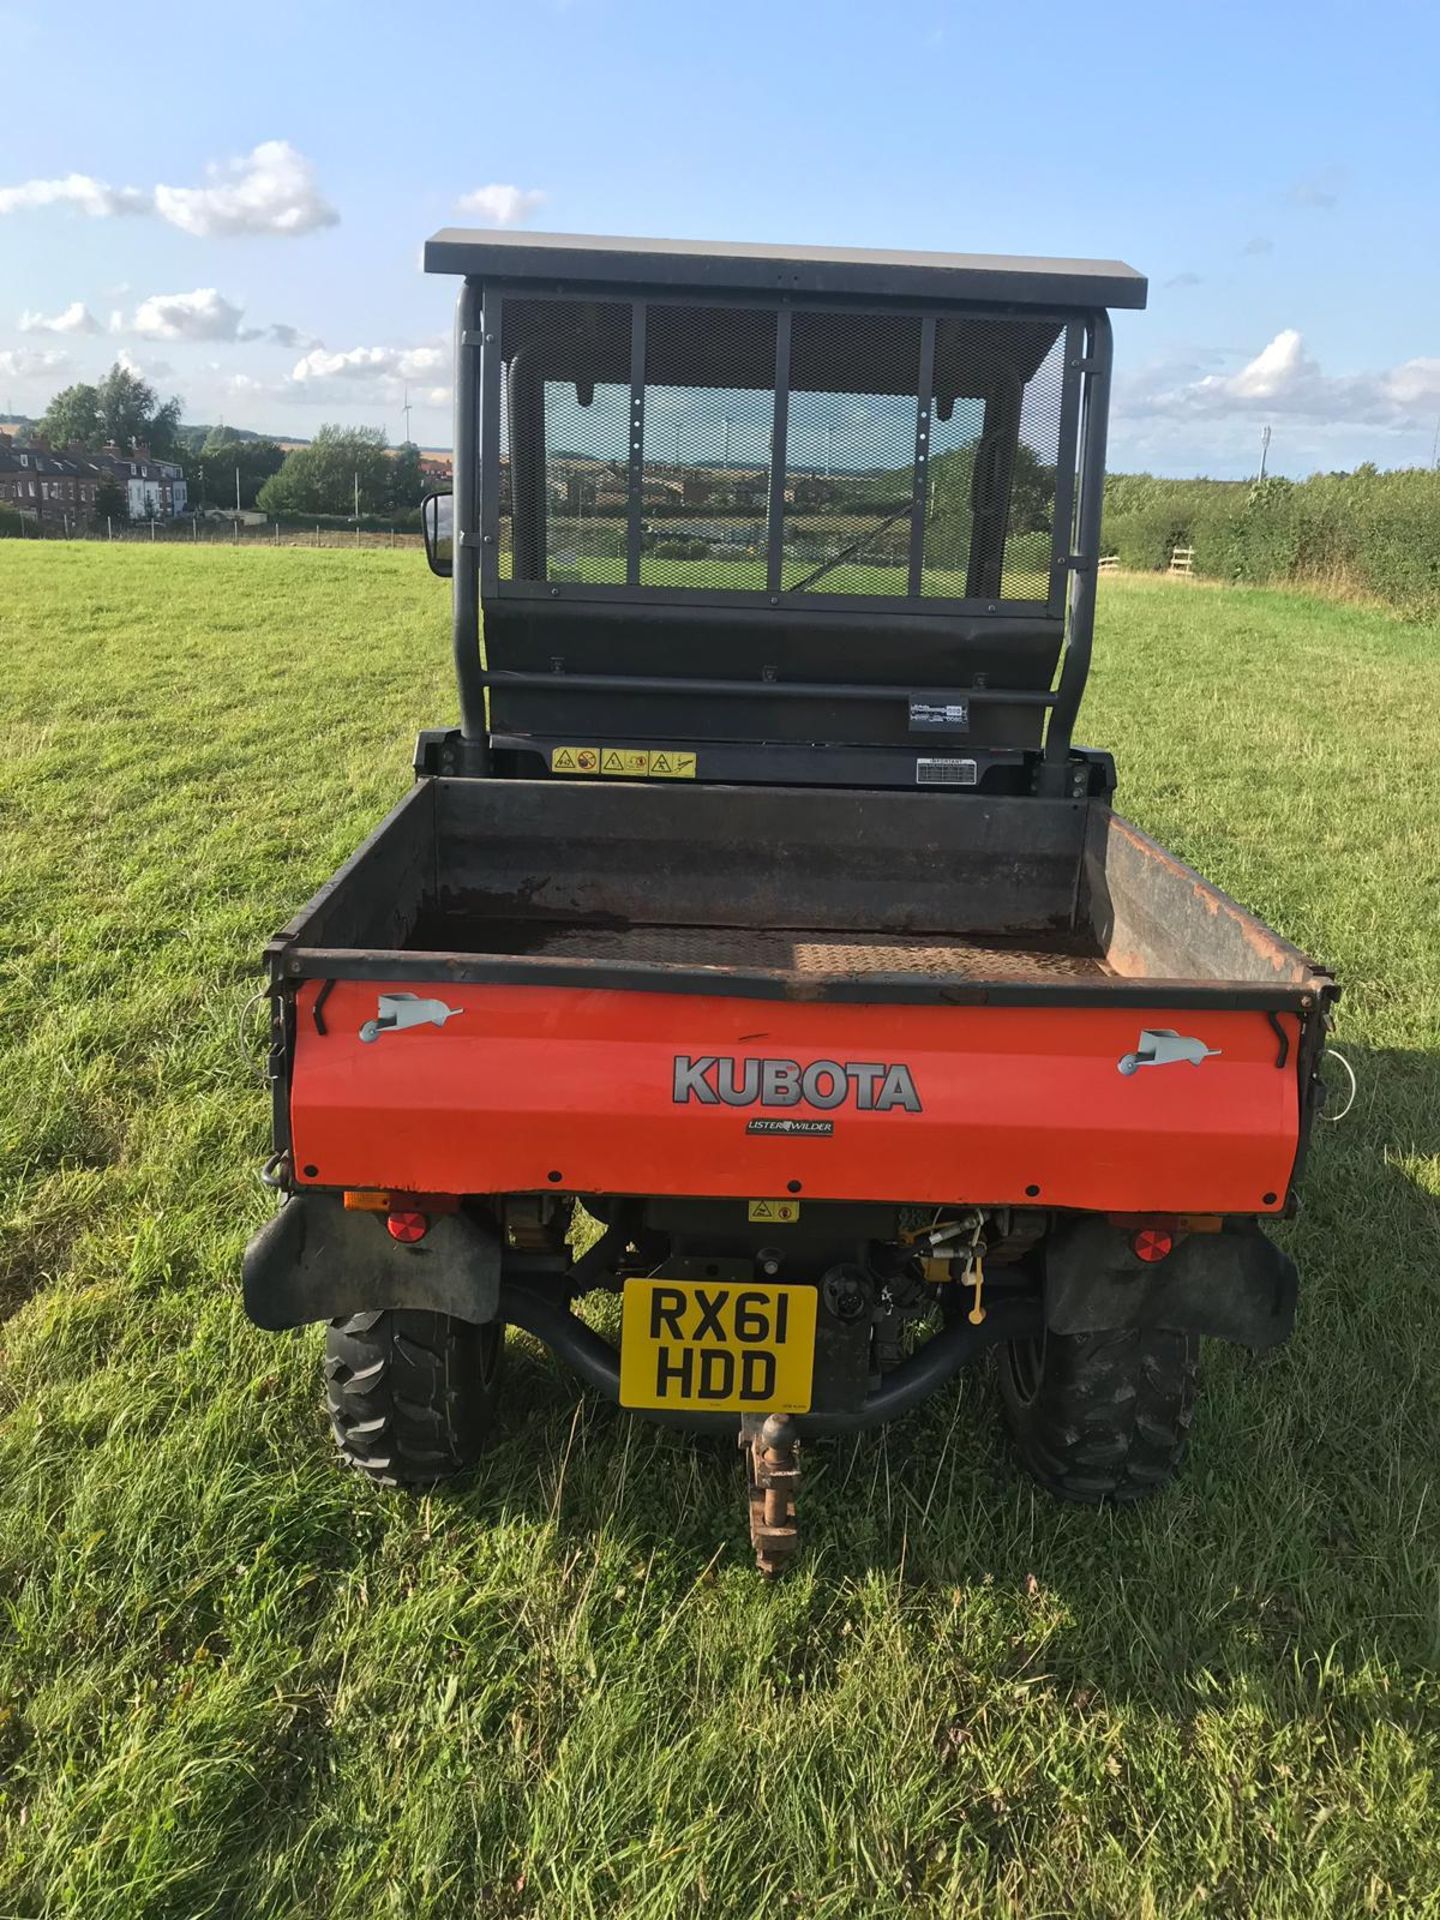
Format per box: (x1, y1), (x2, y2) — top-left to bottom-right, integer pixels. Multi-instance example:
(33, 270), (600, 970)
(998, 1325), (1199, 1503)
(324, 1309), (504, 1488)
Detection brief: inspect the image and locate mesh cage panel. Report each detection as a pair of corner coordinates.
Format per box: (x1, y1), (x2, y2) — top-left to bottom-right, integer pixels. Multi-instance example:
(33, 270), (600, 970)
(782, 311), (921, 595)
(492, 296), (1070, 604)
(1004, 328), (1066, 599)
(495, 355), (512, 580)
(921, 316), (1065, 600)
(500, 297), (631, 584)
(640, 305), (777, 589)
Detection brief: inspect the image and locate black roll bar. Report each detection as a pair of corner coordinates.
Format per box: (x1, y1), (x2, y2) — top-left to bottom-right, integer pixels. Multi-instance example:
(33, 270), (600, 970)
(451, 279), (487, 746)
(1042, 310), (1113, 775)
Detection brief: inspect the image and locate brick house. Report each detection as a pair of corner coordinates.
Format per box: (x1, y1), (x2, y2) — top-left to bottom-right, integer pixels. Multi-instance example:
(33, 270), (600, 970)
(88, 444), (188, 518)
(0, 439), (101, 523)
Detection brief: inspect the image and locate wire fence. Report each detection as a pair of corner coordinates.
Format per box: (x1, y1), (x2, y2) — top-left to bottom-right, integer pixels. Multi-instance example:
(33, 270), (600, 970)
(1, 515), (424, 551)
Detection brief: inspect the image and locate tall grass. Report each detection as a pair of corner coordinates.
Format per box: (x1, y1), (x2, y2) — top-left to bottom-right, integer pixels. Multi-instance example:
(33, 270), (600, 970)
(1, 547), (1439, 1916)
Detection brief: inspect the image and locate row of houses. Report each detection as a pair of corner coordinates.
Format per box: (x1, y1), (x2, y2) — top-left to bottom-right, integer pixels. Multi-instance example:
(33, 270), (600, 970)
(0, 432), (187, 524)
(542, 455), (857, 519)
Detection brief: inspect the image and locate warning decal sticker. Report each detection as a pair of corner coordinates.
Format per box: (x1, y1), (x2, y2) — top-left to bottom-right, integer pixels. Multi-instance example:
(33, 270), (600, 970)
(601, 748), (651, 776)
(747, 1199), (801, 1224)
(550, 745), (697, 778)
(550, 746), (599, 773)
(648, 750), (698, 779)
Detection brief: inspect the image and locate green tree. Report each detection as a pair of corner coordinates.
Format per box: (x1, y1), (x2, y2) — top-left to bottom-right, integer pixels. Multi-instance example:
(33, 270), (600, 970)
(257, 425), (392, 517)
(386, 441), (424, 512)
(93, 473), (128, 524)
(40, 382), (102, 448)
(96, 363), (183, 456)
(39, 363), (184, 455)
(924, 438), (1057, 578)
(187, 429), (286, 510)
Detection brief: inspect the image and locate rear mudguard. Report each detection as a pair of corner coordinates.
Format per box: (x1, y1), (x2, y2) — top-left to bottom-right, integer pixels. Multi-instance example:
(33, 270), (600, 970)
(242, 1195), (501, 1331)
(1044, 1218), (1297, 1349)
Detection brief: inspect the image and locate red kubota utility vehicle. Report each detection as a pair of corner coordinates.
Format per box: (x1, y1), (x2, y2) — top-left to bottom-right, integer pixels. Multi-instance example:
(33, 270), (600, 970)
(244, 230), (1337, 1573)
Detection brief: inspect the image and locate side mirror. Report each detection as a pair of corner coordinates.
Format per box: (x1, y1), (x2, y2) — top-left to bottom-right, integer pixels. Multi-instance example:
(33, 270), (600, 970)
(422, 489), (454, 577)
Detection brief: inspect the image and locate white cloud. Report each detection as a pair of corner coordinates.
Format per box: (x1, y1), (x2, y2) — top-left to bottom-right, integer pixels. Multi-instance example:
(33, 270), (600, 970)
(18, 300), (101, 335)
(223, 371), (286, 403)
(0, 346), (71, 379)
(456, 183), (546, 227)
(1241, 236), (1274, 256)
(0, 173), (149, 218)
(290, 343), (446, 385)
(97, 287), (320, 349)
(266, 322), (321, 350)
(153, 140), (338, 238)
(1118, 329), (1440, 432)
(0, 141), (337, 237)
(132, 287), (247, 341)
(112, 347), (173, 379)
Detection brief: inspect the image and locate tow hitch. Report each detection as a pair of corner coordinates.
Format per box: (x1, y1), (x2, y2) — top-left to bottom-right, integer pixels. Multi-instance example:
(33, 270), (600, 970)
(742, 1413), (802, 1578)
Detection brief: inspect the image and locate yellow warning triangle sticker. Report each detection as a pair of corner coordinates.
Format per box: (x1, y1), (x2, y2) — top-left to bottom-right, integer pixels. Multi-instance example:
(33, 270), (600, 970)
(651, 750), (674, 774)
(554, 748), (577, 771)
(601, 748), (627, 773)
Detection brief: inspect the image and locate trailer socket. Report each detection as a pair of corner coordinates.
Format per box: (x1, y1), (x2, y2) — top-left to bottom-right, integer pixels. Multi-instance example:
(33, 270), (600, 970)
(821, 1263), (872, 1323)
(387, 1210), (430, 1244)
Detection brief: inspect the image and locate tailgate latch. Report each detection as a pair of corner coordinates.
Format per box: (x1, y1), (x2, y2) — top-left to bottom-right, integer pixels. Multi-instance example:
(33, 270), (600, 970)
(359, 992), (463, 1043)
(1118, 1028), (1220, 1076)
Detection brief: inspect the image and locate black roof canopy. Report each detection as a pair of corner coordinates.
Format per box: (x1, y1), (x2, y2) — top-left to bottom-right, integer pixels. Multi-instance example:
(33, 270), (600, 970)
(424, 228), (1148, 312)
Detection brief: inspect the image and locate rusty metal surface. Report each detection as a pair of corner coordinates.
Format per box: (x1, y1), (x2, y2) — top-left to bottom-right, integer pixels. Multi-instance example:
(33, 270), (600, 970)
(507, 924), (1111, 981)
(1082, 807), (1336, 993)
(743, 1415), (802, 1578)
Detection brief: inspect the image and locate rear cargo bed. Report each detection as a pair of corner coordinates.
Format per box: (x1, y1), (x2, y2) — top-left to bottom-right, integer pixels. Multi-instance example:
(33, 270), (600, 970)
(272, 777), (1327, 1009)
(272, 778), (1335, 1214)
(404, 917), (1114, 983)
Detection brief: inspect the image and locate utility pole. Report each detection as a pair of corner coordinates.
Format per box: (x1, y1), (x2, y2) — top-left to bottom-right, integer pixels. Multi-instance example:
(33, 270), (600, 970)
(402, 385), (413, 447)
(354, 469), (360, 521)
(1258, 424), (1271, 482)
(1432, 412), (1439, 469)
(235, 465), (241, 514)
(722, 415), (731, 471)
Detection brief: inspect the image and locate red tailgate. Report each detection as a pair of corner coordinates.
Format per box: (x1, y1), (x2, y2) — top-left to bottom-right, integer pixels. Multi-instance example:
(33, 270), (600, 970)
(288, 981), (1301, 1215)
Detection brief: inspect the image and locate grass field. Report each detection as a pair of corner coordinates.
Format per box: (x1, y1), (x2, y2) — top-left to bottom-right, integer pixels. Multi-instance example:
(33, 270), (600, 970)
(2, 546), (1439, 1918)
(505, 528), (1053, 597)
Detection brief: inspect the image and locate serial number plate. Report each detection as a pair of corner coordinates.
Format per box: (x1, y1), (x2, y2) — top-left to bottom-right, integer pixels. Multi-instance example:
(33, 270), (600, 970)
(618, 1279), (817, 1414)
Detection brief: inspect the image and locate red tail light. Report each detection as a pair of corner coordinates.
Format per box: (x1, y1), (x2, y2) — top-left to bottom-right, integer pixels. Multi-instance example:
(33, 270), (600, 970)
(386, 1210), (429, 1243)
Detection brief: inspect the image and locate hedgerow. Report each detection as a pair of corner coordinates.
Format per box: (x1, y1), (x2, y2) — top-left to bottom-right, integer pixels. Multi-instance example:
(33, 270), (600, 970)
(1102, 465), (1440, 616)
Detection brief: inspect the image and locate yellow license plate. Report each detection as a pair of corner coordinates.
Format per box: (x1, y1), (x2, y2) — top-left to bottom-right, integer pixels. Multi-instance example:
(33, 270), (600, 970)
(619, 1279), (817, 1413)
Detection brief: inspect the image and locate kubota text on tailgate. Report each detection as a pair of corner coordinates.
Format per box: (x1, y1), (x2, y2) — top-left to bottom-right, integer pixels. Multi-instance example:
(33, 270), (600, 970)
(672, 1055), (923, 1112)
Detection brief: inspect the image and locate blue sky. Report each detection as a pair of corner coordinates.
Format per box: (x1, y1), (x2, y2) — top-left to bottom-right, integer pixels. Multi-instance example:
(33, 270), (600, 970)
(2, 0), (1437, 477)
